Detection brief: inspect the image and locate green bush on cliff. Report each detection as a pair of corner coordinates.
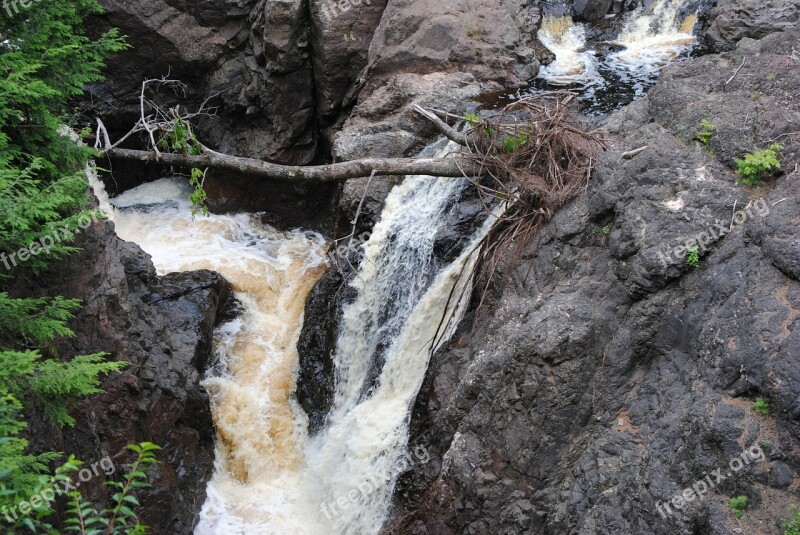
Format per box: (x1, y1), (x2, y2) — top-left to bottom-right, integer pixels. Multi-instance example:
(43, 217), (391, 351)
(0, 1), (157, 532)
(736, 143), (783, 186)
(784, 509), (800, 535)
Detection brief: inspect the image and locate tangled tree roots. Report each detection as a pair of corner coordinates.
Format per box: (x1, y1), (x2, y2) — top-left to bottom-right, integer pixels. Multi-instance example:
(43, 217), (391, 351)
(463, 93), (605, 292)
(427, 92), (606, 345)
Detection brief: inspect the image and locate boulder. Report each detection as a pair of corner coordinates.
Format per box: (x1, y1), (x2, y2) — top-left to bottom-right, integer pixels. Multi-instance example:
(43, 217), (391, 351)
(704, 0), (800, 51)
(574, 0), (614, 21)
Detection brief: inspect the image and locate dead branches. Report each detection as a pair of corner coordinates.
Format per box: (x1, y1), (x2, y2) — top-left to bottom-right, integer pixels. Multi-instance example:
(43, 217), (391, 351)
(452, 93), (607, 307)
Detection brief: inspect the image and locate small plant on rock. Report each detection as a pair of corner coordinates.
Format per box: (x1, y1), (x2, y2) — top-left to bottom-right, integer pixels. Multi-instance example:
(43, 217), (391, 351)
(64, 442), (161, 534)
(694, 119), (716, 146)
(783, 508), (800, 535)
(730, 495), (748, 518)
(736, 143), (783, 186)
(753, 397), (770, 416)
(502, 132), (529, 153)
(463, 112), (481, 127)
(686, 246), (700, 268)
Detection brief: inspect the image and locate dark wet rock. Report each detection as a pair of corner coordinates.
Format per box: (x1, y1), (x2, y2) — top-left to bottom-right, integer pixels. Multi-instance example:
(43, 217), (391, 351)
(574, 0), (614, 21)
(648, 32), (800, 172)
(703, 0), (800, 51)
(297, 269), (356, 433)
(433, 188), (488, 264)
(309, 0), (389, 127)
(385, 23), (800, 535)
(204, 173), (338, 233)
(86, 0), (340, 231)
(89, 0), (316, 165)
(15, 215), (234, 534)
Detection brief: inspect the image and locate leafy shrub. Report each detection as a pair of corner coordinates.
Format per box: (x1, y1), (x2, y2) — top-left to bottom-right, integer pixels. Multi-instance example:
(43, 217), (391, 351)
(783, 509), (800, 535)
(686, 246), (700, 268)
(64, 442), (161, 534)
(502, 132), (529, 153)
(753, 397), (770, 416)
(736, 143), (783, 186)
(730, 495), (748, 518)
(463, 113), (481, 127)
(694, 119), (716, 146)
(0, 0), (141, 529)
(158, 116), (209, 216)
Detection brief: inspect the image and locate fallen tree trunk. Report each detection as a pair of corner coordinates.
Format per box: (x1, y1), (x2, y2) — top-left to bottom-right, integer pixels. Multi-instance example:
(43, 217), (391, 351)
(104, 147), (478, 182)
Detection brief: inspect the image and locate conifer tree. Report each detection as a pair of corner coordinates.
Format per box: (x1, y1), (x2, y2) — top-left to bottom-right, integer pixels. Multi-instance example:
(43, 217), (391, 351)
(0, 2), (155, 532)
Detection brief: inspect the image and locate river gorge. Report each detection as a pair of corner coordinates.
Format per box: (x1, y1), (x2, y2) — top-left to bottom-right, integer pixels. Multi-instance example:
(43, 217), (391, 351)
(6, 0), (800, 533)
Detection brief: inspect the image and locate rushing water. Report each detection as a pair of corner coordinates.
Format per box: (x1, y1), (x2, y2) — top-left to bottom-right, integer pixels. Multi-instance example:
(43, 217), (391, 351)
(89, 4), (699, 527)
(532, 0), (698, 114)
(95, 140), (494, 533)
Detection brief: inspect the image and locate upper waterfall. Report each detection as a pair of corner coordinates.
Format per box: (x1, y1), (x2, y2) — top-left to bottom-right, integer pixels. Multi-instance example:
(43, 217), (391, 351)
(535, 0), (699, 111)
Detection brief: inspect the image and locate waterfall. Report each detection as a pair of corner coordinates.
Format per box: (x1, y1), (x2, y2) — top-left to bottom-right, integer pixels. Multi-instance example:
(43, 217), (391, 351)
(303, 151), (493, 534)
(605, 0), (698, 95)
(536, 16), (602, 88)
(536, 0), (698, 99)
(98, 141), (495, 534)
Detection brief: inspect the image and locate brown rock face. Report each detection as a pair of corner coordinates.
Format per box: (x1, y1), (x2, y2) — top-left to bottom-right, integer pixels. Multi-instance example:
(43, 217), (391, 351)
(309, 0), (390, 127)
(366, 0), (539, 87)
(16, 216), (235, 534)
(89, 0), (316, 165)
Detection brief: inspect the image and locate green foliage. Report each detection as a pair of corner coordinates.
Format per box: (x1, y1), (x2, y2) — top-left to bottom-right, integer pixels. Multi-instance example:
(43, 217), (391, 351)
(686, 246), (700, 268)
(694, 119), (716, 146)
(463, 113), (481, 127)
(736, 143), (783, 186)
(730, 495), (748, 518)
(189, 168), (209, 217)
(502, 132), (529, 153)
(602, 226), (610, 235)
(157, 117), (209, 216)
(64, 442), (160, 534)
(0, 1), (128, 273)
(0, 0), (134, 527)
(783, 509), (800, 535)
(0, 293), (81, 344)
(29, 355), (127, 426)
(752, 397), (770, 416)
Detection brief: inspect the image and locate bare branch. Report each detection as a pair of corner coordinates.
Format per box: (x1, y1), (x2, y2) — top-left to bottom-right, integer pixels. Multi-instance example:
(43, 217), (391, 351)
(411, 103), (468, 146)
(103, 147), (479, 182)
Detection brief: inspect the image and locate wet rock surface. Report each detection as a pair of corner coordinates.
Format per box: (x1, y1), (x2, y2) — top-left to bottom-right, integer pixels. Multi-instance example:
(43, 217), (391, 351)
(703, 0), (800, 51)
(385, 24), (800, 535)
(297, 268), (356, 433)
(89, 0), (316, 165)
(16, 216), (234, 534)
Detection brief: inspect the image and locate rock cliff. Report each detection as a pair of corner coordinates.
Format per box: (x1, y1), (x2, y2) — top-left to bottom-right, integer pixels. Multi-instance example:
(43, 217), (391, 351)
(386, 23), (800, 535)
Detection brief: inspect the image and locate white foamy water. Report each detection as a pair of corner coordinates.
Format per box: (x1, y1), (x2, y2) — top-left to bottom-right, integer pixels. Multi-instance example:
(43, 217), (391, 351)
(606, 0), (697, 94)
(537, 16), (603, 88)
(536, 0), (697, 95)
(95, 144), (494, 534)
(194, 144), (494, 534)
